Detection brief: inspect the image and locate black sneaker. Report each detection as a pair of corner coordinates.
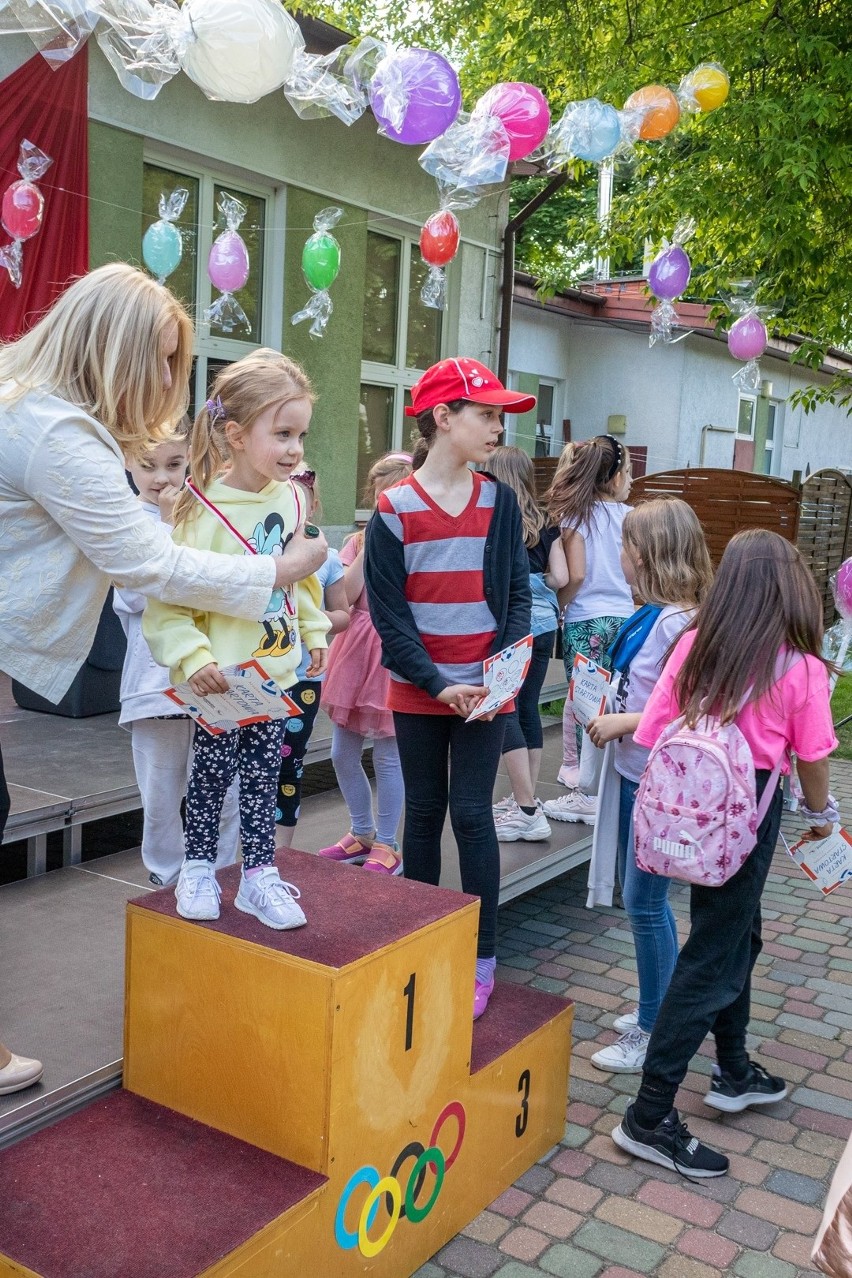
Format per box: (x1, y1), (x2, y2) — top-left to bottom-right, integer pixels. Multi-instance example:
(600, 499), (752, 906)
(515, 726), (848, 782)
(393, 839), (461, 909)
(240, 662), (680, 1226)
(705, 1061), (788, 1113)
(612, 1104), (729, 1178)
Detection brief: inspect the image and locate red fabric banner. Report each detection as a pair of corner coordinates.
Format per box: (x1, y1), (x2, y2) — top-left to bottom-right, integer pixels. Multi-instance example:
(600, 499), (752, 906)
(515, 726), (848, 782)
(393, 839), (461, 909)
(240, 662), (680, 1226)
(0, 45), (89, 340)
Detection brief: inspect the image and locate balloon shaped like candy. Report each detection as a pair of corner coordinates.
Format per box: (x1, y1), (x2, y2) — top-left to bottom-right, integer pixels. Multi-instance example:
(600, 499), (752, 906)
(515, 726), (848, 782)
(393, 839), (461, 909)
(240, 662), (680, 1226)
(472, 82), (550, 162)
(370, 48), (461, 145)
(624, 84), (680, 140)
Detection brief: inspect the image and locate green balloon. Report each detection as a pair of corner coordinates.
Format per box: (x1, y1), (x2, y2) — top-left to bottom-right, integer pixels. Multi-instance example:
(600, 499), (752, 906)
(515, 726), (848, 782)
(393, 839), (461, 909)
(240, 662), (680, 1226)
(302, 231), (340, 291)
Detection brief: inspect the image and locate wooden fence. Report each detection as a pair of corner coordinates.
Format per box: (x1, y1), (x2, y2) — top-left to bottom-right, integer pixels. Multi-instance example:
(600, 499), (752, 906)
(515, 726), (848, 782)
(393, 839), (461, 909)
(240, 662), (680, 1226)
(797, 469), (852, 627)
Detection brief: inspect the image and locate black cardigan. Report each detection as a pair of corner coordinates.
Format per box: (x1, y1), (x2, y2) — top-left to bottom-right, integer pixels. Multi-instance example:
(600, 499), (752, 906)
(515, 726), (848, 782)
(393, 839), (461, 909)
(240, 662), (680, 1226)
(364, 476), (532, 701)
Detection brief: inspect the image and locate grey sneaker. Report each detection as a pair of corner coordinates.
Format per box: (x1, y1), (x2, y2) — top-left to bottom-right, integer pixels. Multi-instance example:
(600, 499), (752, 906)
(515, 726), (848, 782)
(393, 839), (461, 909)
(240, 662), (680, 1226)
(175, 862), (221, 921)
(235, 867), (307, 931)
(591, 1026), (650, 1073)
(613, 1007), (640, 1033)
(542, 789), (597, 825)
(495, 802), (551, 843)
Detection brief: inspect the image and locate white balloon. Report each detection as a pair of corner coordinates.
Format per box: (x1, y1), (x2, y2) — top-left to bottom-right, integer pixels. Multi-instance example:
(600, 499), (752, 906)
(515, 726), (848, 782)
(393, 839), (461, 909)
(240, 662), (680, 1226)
(181, 0), (304, 104)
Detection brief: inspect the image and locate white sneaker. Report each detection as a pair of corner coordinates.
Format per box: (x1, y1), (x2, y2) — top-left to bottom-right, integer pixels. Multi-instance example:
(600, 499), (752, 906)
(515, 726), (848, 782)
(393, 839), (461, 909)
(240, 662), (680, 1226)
(495, 803), (551, 842)
(557, 765), (581, 788)
(591, 1026), (650, 1073)
(613, 1008), (639, 1033)
(542, 789), (597, 825)
(492, 793), (516, 816)
(235, 867), (307, 930)
(175, 862), (221, 921)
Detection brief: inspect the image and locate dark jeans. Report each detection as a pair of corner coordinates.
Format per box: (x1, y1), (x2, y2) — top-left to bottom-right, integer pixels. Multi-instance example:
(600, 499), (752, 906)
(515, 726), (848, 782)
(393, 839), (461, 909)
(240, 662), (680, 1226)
(275, 680), (322, 828)
(393, 711), (506, 958)
(502, 630), (554, 754)
(636, 771), (783, 1121)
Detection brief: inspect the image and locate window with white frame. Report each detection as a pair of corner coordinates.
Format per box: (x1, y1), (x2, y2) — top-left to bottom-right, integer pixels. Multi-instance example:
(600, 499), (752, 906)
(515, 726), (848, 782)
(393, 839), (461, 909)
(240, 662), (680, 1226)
(535, 380), (558, 457)
(358, 228), (443, 508)
(737, 391), (781, 474)
(142, 159), (280, 416)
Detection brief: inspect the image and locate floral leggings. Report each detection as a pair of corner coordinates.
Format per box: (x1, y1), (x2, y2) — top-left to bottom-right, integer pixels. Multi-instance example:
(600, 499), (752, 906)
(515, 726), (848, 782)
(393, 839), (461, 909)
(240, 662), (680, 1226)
(562, 614), (628, 758)
(185, 719), (285, 870)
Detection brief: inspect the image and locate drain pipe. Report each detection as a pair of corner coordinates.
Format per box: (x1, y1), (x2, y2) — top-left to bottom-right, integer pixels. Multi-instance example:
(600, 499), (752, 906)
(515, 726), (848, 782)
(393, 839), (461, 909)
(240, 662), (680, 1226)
(497, 173), (569, 387)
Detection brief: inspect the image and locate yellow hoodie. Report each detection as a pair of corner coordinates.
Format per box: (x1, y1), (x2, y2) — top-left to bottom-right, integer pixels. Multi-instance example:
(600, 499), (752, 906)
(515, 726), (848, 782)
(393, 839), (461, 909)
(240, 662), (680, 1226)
(143, 477), (329, 687)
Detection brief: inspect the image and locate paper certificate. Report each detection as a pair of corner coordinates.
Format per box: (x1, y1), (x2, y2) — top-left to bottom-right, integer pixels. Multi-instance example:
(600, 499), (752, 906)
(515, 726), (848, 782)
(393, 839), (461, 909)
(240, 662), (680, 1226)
(784, 826), (852, 896)
(466, 635), (534, 724)
(164, 660), (303, 735)
(569, 653), (612, 727)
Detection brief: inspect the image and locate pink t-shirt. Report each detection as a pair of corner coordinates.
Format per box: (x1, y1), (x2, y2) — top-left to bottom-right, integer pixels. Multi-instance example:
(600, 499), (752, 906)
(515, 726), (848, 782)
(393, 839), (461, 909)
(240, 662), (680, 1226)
(634, 631), (837, 773)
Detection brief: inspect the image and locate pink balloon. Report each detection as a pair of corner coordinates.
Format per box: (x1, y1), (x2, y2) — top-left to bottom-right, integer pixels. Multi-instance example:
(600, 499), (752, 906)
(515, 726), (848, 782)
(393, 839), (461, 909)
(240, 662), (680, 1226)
(728, 313), (767, 362)
(208, 231), (250, 294)
(473, 82), (550, 162)
(835, 558), (852, 619)
(2, 180), (44, 241)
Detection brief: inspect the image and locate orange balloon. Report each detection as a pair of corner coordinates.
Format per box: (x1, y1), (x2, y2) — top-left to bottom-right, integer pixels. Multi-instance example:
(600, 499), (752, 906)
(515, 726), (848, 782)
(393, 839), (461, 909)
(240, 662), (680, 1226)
(624, 84), (680, 140)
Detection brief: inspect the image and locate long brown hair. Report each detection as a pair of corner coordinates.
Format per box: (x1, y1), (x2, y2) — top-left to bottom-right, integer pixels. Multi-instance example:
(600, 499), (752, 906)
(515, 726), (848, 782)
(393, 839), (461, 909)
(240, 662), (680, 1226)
(486, 445), (545, 548)
(622, 499), (713, 608)
(546, 435), (630, 531)
(674, 529), (828, 726)
(172, 348), (314, 527)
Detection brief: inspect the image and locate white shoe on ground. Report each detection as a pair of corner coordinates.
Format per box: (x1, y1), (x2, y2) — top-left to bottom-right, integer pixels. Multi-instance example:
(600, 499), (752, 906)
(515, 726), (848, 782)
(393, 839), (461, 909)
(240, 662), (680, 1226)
(495, 802), (551, 843)
(542, 789), (597, 825)
(492, 793), (516, 816)
(613, 1008), (639, 1033)
(0, 1052), (44, 1095)
(591, 1026), (650, 1073)
(235, 867), (307, 930)
(175, 862), (221, 921)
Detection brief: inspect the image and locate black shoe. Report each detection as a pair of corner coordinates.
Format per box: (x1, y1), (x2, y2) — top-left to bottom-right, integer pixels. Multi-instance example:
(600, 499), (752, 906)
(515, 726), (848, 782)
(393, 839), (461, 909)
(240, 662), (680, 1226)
(705, 1061), (788, 1113)
(612, 1104), (729, 1178)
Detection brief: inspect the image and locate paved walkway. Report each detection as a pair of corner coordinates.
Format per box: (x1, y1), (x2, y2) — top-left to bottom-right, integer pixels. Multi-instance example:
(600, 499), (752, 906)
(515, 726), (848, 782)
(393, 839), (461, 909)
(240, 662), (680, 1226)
(419, 760), (852, 1278)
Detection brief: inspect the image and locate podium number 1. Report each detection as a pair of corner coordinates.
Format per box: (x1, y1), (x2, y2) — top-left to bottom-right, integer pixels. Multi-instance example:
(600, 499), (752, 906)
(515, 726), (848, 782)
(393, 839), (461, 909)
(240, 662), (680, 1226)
(403, 973), (416, 1052)
(516, 1069), (531, 1137)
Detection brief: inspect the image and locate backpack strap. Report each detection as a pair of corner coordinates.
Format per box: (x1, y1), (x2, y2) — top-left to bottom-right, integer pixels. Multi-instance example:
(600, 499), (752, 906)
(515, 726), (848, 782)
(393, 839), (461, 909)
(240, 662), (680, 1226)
(752, 649), (805, 827)
(607, 604), (664, 674)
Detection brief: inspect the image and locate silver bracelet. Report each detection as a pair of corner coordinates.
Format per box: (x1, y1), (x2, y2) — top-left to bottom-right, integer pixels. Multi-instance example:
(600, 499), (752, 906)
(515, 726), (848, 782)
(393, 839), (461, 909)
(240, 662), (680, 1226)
(798, 793), (840, 825)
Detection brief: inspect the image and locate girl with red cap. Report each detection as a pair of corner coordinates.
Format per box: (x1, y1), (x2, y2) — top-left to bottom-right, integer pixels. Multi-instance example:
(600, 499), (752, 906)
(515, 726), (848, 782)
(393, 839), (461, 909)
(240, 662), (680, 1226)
(365, 358), (533, 1019)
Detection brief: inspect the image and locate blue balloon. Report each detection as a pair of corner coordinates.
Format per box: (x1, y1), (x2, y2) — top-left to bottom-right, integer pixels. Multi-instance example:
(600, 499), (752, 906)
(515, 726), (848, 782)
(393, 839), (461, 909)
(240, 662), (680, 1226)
(557, 98), (621, 163)
(143, 219), (182, 282)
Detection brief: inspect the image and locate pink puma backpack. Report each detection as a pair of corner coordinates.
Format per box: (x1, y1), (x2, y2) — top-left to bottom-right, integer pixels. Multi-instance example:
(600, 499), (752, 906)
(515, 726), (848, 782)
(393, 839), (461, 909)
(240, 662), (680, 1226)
(634, 653), (799, 887)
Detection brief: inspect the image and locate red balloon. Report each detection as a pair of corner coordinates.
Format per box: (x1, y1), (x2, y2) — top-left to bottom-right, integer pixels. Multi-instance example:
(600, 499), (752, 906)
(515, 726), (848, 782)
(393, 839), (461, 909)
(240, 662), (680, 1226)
(2, 180), (44, 241)
(419, 210), (460, 267)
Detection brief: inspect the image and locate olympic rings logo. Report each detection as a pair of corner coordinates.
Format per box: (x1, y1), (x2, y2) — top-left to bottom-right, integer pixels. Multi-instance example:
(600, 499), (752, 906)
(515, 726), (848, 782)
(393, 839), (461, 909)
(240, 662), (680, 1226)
(334, 1100), (466, 1258)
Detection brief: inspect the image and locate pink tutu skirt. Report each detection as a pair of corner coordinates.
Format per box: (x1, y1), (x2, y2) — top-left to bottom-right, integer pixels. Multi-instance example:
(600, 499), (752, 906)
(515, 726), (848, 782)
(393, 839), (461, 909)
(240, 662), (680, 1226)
(322, 606), (395, 738)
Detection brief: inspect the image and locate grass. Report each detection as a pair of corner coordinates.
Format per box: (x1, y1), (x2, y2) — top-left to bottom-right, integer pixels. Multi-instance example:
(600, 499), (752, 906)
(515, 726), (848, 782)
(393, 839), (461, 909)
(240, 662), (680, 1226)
(832, 675), (852, 762)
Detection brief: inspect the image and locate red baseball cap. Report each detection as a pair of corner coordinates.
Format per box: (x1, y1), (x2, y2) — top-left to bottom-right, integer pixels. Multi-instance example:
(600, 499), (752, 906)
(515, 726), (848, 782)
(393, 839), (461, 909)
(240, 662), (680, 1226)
(405, 357), (537, 417)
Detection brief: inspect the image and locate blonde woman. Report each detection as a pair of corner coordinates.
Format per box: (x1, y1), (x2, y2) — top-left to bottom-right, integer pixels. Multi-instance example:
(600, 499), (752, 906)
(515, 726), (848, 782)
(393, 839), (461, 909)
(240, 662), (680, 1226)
(486, 446), (569, 841)
(0, 265), (326, 1093)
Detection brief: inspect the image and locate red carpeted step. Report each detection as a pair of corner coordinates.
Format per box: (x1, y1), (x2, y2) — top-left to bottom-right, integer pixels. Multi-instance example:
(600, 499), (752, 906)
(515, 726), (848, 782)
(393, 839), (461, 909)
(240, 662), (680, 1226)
(0, 1090), (326, 1278)
(134, 848), (477, 970)
(471, 980), (571, 1075)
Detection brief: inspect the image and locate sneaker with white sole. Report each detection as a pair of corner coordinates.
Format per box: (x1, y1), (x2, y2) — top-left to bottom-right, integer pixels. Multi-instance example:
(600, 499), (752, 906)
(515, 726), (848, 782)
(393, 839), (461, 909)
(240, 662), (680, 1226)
(235, 867), (307, 930)
(591, 1026), (650, 1073)
(495, 803), (551, 843)
(175, 862), (221, 921)
(492, 794), (516, 816)
(613, 1104), (729, 1178)
(542, 789), (597, 825)
(613, 1008), (640, 1033)
(557, 765), (581, 788)
(704, 1061), (788, 1112)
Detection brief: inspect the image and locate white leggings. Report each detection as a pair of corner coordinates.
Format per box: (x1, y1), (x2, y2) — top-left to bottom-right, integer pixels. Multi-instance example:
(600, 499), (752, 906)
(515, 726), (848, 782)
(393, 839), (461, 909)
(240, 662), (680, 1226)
(330, 725), (404, 847)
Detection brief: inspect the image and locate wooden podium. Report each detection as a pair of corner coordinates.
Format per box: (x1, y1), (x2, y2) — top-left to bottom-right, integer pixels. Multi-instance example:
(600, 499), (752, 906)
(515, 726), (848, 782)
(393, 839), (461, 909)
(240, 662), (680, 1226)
(0, 851), (572, 1278)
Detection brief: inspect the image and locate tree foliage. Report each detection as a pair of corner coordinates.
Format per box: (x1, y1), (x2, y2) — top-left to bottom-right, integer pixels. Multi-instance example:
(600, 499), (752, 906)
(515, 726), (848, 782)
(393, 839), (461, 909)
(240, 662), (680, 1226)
(316, 0), (851, 377)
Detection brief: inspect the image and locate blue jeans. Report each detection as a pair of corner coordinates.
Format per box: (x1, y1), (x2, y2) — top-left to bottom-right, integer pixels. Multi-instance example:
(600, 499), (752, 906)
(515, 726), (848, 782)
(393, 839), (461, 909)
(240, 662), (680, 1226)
(616, 776), (678, 1034)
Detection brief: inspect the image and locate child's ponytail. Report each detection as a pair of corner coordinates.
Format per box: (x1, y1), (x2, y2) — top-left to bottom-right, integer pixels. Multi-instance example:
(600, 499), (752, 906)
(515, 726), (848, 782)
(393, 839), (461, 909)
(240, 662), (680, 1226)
(546, 435), (628, 531)
(171, 397), (230, 528)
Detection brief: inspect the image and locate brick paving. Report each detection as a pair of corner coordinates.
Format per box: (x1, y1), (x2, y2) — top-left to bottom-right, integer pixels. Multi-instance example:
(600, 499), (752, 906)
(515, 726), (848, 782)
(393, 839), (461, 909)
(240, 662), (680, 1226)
(418, 759), (852, 1278)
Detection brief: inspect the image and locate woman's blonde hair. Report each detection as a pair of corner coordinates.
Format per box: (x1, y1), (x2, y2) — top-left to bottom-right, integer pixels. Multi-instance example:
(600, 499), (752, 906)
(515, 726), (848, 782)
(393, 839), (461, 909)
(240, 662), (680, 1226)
(172, 348), (314, 527)
(486, 446), (546, 548)
(621, 498), (713, 608)
(0, 263), (193, 461)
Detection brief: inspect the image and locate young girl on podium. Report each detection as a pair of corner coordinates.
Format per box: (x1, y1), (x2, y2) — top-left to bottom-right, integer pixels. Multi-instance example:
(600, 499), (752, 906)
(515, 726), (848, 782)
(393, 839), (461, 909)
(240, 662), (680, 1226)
(144, 350), (329, 930)
(365, 358), (532, 1019)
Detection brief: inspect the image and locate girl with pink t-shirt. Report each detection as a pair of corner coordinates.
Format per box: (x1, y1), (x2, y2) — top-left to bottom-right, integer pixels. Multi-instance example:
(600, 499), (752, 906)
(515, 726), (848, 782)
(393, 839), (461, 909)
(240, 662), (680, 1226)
(612, 529), (838, 1180)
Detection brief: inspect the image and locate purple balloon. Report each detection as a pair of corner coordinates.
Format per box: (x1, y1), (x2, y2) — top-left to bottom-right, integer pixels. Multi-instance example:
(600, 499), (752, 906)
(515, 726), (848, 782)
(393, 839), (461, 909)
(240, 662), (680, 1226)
(648, 244), (691, 301)
(370, 48), (461, 145)
(208, 231), (250, 293)
(728, 313), (768, 362)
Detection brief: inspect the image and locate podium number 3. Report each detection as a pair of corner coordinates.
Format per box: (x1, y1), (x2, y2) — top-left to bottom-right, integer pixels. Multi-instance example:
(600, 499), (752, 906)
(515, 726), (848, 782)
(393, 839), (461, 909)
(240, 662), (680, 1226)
(516, 1069), (531, 1137)
(403, 973), (416, 1052)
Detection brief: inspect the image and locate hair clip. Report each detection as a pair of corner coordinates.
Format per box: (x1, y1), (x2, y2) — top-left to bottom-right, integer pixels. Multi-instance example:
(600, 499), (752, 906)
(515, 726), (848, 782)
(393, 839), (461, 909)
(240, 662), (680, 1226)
(205, 395), (226, 426)
(292, 467), (316, 490)
(384, 451), (413, 463)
